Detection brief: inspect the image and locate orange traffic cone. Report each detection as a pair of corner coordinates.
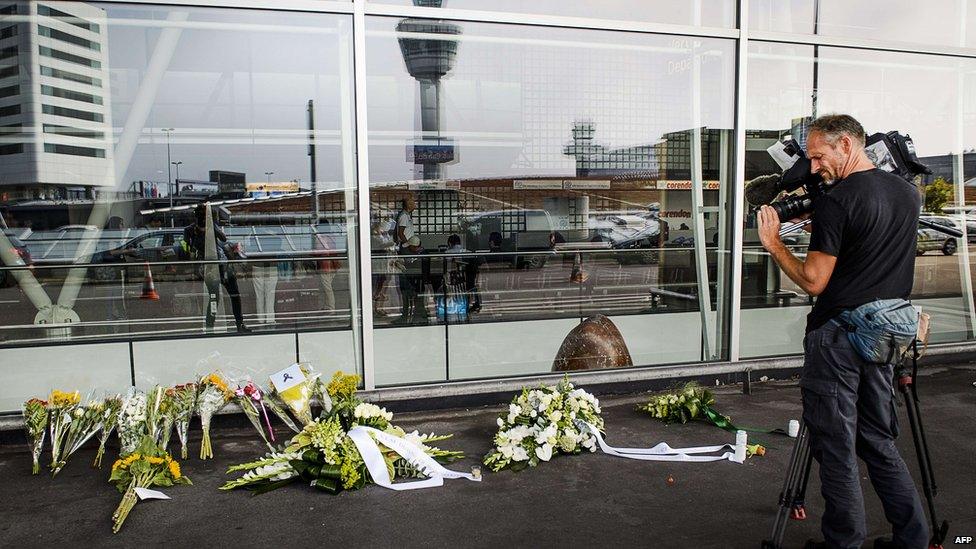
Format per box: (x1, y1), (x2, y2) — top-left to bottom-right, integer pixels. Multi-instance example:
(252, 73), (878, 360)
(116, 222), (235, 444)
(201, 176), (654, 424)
(569, 252), (588, 284)
(140, 262), (160, 300)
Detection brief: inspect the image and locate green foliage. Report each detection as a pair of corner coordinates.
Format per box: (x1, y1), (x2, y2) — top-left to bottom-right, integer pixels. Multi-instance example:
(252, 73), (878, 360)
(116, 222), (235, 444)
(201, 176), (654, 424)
(924, 178), (954, 214)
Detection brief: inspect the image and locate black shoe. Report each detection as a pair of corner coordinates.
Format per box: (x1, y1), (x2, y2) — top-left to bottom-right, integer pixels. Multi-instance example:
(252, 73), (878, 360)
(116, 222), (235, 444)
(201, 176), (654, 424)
(236, 323), (252, 333)
(873, 538), (906, 549)
(803, 540), (827, 549)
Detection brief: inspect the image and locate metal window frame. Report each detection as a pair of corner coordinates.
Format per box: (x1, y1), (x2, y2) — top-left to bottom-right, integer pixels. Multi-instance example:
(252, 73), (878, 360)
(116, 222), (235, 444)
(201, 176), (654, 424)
(11, 0), (976, 389)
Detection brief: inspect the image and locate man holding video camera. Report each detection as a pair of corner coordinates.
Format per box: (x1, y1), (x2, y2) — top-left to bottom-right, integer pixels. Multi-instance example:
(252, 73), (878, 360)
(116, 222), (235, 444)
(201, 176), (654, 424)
(757, 114), (927, 549)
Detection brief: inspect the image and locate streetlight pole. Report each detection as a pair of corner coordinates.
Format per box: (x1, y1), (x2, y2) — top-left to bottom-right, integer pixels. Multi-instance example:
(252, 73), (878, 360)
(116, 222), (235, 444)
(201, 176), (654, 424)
(171, 161), (182, 196)
(264, 171), (274, 184)
(162, 128), (175, 226)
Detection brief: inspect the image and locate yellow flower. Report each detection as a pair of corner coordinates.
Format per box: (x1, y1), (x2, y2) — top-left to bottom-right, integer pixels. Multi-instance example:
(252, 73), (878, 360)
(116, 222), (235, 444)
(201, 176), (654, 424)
(111, 459), (123, 471)
(326, 371), (360, 399)
(49, 389), (81, 406)
(203, 373), (229, 393)
(167, 460), (181, 479)
(147, 456), (164, 465)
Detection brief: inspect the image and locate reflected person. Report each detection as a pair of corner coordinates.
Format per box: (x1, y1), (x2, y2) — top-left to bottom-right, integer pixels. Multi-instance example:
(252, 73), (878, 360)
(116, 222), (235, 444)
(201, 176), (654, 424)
(313, 224), (340, 313)
(182, 204), (249, 332)
(393, 195), (428, 325)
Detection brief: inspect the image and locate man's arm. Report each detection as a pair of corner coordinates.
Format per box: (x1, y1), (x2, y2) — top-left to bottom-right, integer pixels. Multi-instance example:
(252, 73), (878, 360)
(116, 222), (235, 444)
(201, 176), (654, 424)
(757, 205), (837, 296)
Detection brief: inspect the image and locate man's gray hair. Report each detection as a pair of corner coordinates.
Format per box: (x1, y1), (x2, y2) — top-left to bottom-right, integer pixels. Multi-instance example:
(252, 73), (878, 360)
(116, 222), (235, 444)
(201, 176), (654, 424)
(808, 114), (866, 147)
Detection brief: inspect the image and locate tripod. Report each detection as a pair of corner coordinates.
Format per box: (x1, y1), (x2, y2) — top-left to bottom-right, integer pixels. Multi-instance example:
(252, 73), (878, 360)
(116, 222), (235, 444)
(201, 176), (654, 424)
(761, 340), (948, 549)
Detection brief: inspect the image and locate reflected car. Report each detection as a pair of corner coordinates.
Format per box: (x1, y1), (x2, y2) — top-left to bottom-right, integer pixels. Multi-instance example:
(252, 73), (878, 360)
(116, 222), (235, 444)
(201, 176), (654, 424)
(916, 227), (957, 256)
(1, 234), (33, 288)
(90, 229), (184, 281)
(588, 213), (665, 264)
(920, 215), (976, 245)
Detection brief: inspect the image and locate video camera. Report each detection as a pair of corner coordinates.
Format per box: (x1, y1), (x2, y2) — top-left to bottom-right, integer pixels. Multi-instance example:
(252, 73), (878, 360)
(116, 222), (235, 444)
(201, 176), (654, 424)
(747, 131), (931, 221)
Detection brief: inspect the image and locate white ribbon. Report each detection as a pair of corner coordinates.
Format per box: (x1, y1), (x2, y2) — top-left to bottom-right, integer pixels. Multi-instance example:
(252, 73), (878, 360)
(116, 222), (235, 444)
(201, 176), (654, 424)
(576, 421), (745, 464)
(347, 426), (481, 491)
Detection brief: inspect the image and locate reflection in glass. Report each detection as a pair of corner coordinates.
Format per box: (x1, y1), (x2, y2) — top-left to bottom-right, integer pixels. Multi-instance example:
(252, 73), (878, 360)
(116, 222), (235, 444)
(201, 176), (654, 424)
(0, 3), (361, 377)
(742, 42), (976, 358)
(374, 0), (735, 29)
(750, 0), (976, 49)
(367, 17), (736, 384)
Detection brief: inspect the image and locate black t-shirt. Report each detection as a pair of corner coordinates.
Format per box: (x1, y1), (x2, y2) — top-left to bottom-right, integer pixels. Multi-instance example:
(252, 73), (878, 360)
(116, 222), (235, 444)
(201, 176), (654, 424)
(805, 168), (921, 332)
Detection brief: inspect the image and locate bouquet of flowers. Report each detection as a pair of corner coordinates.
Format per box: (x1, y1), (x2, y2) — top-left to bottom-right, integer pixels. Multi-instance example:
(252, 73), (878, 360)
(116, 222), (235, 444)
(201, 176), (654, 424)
(197, 372), (232, 459)
(51, 398), (106, 476)
(222, 371), (462, 494)
(267, 363), (319, 427)
(143, 386), (168, 444)
(637, 383), (772, 456)
(484, 378), (603, 472)
(109, 436), (191, 533)
(47, 390), (81, 474)
(168, 383), (197, 459)
(234, 379), (276, 450)
(637, 382), (718, 425)
(158, 388), (177, 451)
(23, 398), (48, 474)
(117, 390), (148, 455)
(94, 396), (123, 468)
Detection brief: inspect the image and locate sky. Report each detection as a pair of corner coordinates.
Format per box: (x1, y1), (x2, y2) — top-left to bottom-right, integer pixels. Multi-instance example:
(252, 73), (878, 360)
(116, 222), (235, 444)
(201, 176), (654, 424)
(89, 1), (976, 192)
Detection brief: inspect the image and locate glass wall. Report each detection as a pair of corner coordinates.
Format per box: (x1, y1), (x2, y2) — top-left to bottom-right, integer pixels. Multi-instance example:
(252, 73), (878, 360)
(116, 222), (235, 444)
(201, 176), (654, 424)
(750, 0), (976, 49)
(372, 0), (736, 29)
(741, 41), (976, 357)
(0, 0), (974, 409)
(365, 16), (736, 385)
(0, 2), (361, 395)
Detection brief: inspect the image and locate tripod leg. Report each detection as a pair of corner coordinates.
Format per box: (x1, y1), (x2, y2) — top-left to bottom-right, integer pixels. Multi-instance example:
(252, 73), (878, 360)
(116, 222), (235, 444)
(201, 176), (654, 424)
(763, 423), (811, 549)
(791, 450), (814, 520)
(897, 357), (948, 549)
(909, 347), (938, 495)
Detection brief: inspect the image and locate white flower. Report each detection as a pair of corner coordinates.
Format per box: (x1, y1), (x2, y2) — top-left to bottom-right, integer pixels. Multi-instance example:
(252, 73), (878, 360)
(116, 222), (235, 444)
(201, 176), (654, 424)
(353, 402), (393, 422)
(498, 443), (515, 459)
(582, 436), (597, 452)
(550, 410), (562, 422)
(512, 446), (529, 462)
(530, 410), (537, 418)
(508, 403), (523, 423)
(535, 443), (553, 462)
(497, 417), (504, 427)
(534, 424), (557, 445)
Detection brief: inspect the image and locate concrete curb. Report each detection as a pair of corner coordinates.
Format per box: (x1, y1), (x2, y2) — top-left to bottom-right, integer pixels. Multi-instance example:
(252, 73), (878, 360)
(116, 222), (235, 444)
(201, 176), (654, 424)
(2, 341), (973, 433)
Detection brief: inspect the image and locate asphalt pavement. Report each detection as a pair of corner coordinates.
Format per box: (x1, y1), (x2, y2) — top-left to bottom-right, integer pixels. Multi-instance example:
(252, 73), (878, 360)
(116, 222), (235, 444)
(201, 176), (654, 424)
(1, 363), (974, 548)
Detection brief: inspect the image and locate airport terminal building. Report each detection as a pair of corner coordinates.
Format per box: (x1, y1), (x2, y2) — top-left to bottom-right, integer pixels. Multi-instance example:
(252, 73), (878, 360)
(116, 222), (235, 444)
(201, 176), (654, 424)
(1, 0), (975, 412)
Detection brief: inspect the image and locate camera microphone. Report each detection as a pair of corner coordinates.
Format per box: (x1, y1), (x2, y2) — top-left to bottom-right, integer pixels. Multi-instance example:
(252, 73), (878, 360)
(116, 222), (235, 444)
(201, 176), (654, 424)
(745, 174), (783, 206)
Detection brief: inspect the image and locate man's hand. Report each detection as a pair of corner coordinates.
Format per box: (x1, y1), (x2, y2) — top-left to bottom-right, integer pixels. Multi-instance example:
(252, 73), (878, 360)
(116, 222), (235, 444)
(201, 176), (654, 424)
(757, 205), (782, 252)
(756, 205), (837, 296)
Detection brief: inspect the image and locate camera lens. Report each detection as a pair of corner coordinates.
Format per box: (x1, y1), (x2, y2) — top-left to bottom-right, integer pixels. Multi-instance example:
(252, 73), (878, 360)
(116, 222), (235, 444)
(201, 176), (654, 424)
(770, 195), (813, 222)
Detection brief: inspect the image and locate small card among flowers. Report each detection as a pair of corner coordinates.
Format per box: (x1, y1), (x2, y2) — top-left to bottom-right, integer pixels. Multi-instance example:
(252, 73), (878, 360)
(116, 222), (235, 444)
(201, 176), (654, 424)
(483, 378), (604, 472)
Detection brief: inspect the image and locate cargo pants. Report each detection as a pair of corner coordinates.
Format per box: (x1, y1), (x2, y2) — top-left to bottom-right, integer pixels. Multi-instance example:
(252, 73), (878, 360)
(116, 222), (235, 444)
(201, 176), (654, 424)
(801, 321), (928, 549)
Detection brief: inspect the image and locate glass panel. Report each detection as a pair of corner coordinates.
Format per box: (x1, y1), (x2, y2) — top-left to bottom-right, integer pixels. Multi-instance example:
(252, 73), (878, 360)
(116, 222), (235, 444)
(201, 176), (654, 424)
(367, 16), (736, 385)
(741, 42), (976, 358)
(371, 0), (735, 29)
(0, 4), (361, 381)
(750, 0), (976, 49)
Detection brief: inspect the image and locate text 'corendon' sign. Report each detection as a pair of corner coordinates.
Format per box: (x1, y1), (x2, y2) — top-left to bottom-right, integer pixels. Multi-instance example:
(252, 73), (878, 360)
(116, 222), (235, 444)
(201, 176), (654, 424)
(655, 180), (721, 190)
